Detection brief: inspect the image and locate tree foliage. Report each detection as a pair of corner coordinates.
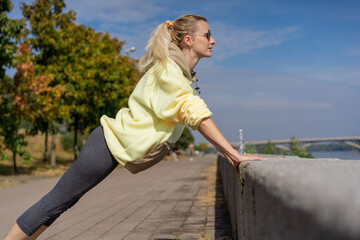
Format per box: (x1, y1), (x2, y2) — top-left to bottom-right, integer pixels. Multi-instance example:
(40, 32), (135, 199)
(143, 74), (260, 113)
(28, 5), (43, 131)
(0, 0), (139, 172)
(259, 137), (313, 158)
(195, 142), (208, 152)
(1, 41), (64, 172)
(175, 127), (194, 150)
(0, 43), (34, 172)
(289, 136), (313, 158)
(0, 0), (24, 78)
(245, 144), (257, 154)
(21, 0), (139, 159)
(263, 141), (275, 154)
(0, 0), (27, 172)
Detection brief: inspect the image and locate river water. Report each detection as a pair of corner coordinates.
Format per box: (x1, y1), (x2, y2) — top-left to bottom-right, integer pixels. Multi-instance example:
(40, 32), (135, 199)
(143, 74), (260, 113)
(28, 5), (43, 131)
(311, 150), (360, 160)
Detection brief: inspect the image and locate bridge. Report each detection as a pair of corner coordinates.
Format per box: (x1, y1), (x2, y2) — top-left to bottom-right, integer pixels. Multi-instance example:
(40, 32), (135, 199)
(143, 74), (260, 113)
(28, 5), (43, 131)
(227, 136), (360, 151)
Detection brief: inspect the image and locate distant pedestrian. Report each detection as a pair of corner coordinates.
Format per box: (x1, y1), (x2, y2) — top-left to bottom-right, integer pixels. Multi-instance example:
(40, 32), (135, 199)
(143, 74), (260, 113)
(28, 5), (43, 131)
(5, 14), (266, 239)
(188, 142), (194, 161)
(172, 146), (179, 162)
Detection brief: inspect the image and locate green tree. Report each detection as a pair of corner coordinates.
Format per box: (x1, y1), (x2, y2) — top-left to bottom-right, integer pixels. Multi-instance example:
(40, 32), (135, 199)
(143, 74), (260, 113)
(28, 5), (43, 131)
(0, 43), (34, 172)
(0, 0), (24, 79)
(56, 24), (138, 159)
(21, 0), (139, 160)
(195, 142), (208, 152)
(0, 0), (28, 172)
(263, 141), (275, 154)
(26, 68), (65, 167)
(289, 136), (313, 158)
(21, 0), (75, 163)
(245, 144), (257, 154)
(175, 127), (194, 150)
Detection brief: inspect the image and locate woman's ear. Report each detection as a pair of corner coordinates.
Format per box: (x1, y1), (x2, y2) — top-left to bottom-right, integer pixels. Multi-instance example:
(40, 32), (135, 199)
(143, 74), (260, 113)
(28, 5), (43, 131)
(183, 35), (193, 47)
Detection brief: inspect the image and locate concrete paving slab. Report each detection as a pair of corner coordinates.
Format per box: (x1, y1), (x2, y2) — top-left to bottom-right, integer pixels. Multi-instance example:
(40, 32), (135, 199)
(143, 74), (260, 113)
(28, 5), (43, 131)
(0, 155), (232, 239)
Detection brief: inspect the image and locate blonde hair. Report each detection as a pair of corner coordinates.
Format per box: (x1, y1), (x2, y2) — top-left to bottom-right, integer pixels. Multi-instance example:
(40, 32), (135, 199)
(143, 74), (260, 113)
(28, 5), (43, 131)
(138, 14), (207, 74)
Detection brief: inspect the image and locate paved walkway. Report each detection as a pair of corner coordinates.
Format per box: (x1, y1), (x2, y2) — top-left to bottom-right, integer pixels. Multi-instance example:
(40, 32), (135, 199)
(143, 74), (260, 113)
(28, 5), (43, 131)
(0, 155), (232, 239)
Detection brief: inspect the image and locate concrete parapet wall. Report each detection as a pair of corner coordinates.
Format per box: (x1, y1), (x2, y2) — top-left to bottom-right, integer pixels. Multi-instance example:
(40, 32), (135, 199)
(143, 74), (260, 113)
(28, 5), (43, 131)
(217, 154), (360, 240)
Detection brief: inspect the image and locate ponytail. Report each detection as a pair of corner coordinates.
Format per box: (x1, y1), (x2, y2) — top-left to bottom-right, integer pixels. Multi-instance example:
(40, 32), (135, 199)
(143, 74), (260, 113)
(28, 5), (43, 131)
(138, 22), (171, 75)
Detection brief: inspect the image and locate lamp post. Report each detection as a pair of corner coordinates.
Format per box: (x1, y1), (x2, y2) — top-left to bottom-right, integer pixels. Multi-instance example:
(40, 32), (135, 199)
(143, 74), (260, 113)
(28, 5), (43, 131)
(125, 46), (136, 56)
(239, 129), (245, 154)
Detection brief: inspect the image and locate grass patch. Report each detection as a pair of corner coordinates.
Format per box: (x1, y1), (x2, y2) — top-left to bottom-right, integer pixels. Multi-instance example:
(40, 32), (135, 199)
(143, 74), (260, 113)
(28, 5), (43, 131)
(0, 133), (75, 188)
(0, 134), (74, 176)
(0, 133), (186, 188)
(196, 158), (218, 207)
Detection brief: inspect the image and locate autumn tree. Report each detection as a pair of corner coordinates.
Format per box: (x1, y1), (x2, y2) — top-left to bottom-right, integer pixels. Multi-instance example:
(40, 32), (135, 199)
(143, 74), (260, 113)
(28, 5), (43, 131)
(55, 24), (139, 159)
(0, 42), (35, 172)
(26, 63), (65, 167)
(21, 0), (139, 160)
(21, 0), (75, 163)
(0, 0), (26, 172)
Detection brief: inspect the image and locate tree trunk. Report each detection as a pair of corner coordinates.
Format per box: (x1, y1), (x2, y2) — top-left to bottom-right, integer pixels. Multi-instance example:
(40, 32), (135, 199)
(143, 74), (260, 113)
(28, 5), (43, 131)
(50, 125), (56, 167)
(74, 117), (79, 161)
(13, 111), (20, 173)
(12, 152), (18, 173)
(43, 128), (48, 163)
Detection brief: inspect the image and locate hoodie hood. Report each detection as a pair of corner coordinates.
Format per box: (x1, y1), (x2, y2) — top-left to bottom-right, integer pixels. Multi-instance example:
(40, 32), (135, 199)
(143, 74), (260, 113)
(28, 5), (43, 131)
(168, 42), (194, 82)
(138, 42), (195, 83)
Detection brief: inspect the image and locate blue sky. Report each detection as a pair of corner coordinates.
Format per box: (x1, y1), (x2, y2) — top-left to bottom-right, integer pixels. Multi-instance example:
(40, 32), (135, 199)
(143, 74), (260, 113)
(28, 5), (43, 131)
(8, 0), (360, 143)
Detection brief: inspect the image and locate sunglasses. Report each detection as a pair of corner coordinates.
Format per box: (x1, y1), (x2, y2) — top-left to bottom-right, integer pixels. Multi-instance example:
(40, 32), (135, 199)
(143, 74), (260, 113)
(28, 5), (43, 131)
(192, 30), (212, 41)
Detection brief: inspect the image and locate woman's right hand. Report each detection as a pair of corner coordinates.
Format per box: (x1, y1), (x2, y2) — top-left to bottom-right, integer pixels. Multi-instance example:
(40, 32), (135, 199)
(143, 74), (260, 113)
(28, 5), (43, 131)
(224, 151), (266, 174)
(198, 117), (266, 174)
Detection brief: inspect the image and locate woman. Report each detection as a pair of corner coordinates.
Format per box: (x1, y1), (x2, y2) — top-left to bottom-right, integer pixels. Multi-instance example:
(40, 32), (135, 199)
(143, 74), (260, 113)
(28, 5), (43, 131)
(5, 14), (265, 239)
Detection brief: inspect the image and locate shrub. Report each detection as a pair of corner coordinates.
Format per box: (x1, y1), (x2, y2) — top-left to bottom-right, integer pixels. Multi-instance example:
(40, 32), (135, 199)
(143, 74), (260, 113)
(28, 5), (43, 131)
(60, 132), (86, 153)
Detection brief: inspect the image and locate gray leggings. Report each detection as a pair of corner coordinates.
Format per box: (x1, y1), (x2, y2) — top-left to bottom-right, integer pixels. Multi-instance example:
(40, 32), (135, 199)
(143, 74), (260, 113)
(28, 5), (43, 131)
(17, 126), (119, 236)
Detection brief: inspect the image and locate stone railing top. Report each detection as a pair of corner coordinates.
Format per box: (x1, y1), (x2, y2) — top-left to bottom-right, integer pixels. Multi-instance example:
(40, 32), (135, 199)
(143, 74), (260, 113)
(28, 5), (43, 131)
(240, 155), (360, 237)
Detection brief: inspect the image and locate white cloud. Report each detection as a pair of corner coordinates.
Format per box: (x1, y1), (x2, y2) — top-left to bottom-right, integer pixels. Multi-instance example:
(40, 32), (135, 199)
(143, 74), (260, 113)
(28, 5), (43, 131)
(195, 64), (358, 113)
(66, 2), (302, 61)
(194, 65), (360, 141)
(207, 98), (332, 111)
(66, 0), (166, 24)
(344, 46), (360, 57)
(287, 65), (360, 87)
(64, 0), (173, 58)
(89, 21), (156, 58)
(211, 22), (301, 59)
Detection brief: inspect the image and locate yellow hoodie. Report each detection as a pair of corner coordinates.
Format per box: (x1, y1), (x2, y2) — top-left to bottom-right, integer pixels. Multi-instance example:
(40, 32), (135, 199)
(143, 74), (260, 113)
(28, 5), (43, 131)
(100, 43), (212, 167)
